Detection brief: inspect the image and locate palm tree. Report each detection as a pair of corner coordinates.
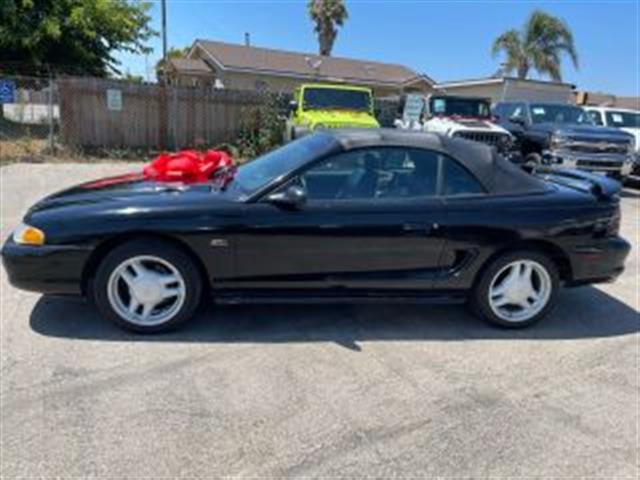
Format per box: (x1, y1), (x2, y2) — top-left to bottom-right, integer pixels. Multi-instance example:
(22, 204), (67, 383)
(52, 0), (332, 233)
(308, 0), (348, 56)
(491, 10), (578, 81)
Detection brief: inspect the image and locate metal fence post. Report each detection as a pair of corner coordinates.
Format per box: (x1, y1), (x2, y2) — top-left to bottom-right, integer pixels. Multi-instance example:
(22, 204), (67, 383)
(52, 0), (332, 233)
(47, 72), (54, 152)
(173, 86), (178, 151)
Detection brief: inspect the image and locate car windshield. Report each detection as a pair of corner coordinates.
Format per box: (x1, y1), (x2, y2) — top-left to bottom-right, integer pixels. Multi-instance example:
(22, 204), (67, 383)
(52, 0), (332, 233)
(530, 104), (595, 125)
(605, 111), (639, 128)
(228, 133), (338, 196)
(430, 97), (491, 118)
(303, 88), (372, 112)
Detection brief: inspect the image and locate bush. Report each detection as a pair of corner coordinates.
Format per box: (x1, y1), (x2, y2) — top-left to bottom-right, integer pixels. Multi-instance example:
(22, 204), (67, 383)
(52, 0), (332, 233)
(235, 93), (288, 160)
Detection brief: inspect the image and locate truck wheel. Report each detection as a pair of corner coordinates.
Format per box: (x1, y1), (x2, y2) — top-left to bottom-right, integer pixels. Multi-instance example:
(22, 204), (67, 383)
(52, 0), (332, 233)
(93, 239), (203, 333)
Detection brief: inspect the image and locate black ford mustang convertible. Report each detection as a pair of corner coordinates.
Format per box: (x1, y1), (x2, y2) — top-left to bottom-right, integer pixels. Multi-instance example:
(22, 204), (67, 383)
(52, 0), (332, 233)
(2, 129), (630, 332)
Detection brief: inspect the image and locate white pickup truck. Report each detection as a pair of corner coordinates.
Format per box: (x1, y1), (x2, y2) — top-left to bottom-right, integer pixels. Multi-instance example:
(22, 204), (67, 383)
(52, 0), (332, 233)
(395, 94), (519, 160)
(585, 107), (639, 181)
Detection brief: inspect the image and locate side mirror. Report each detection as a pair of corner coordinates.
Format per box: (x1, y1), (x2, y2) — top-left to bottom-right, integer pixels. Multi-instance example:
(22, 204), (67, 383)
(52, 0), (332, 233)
(266, 185), (307, 209)
(509, 116), (526, 126)
(288, 100), (298, 114)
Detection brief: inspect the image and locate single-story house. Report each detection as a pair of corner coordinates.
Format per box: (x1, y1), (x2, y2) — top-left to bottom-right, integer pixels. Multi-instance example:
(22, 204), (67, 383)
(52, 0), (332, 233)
(163, 39), (436, 96)
(436, 76), (576, 104)
(575, 91), (639, 111)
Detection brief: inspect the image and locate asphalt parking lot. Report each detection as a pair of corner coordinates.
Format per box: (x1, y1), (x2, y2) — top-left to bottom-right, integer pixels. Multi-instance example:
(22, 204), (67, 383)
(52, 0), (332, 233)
(0, 163), (638, 478)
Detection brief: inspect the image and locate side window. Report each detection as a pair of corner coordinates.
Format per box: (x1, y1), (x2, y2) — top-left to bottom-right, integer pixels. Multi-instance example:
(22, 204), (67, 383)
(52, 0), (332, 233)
(493, 103), (508, 118)
(511, 104), (524, 119)
(297, 147), (440, 201)
(442, 157), (485, 196)
(588, 110), (604, 126)
(299, 149), (377, 200)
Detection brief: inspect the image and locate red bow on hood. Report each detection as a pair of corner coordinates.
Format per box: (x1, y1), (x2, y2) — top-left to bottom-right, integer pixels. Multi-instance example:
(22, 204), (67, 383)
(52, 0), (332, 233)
(143, 150), (234, 183)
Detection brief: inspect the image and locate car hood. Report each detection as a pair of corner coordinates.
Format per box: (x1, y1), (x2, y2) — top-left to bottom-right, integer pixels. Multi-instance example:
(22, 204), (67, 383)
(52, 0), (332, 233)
(26, 172), (234, 218)
(301, 109), (379, 127)
(533, 122), (633, 140)
(425, 117), (511, 135)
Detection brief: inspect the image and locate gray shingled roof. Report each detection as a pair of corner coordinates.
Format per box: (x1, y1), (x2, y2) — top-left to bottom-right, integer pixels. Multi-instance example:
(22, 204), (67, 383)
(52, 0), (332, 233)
(193, 39), (433, 87)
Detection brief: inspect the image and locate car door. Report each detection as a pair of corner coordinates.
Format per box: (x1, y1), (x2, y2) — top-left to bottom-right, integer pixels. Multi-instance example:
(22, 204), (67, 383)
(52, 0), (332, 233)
(229, 147), (447, 291)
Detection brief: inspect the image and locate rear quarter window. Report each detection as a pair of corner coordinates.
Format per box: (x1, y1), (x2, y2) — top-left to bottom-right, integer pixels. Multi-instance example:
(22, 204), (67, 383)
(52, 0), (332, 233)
(442, 157), (485, 196)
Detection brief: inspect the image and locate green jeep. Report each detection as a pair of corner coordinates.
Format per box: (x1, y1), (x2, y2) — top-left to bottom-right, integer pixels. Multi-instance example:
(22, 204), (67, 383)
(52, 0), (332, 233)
(285, 83), (380, 141)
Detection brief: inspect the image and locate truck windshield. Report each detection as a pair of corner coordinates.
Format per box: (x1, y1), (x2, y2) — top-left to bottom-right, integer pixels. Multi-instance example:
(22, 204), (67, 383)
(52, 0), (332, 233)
(605, 111), (639, 128)
(430, 97), (491, 118)
(303, 88), (372, 112)
(530, 104), (594, 125)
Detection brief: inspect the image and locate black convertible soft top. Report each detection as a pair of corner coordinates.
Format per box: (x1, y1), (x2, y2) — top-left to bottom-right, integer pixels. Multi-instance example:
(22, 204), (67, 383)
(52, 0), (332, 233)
(323, 129), (548, 195)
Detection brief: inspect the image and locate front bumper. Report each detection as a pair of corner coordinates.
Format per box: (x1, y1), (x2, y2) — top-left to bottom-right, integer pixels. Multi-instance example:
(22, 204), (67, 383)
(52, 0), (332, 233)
(544, 149), (634, 177)
(567, 236), (631, 286)
(1, 238), (91, 295)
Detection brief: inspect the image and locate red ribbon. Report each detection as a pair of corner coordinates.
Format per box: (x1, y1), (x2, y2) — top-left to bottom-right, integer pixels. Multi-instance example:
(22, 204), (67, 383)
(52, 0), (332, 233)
(143, 150), (234, 183)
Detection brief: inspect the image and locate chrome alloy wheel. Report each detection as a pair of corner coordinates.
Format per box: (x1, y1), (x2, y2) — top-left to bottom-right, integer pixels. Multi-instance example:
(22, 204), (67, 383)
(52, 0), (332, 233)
(488, 260), (552, 323)
(107, 255), (186, 327)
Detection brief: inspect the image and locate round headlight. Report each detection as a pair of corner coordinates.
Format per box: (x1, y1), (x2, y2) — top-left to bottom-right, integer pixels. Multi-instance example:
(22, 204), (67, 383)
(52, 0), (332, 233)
(12, 223), (46, 246)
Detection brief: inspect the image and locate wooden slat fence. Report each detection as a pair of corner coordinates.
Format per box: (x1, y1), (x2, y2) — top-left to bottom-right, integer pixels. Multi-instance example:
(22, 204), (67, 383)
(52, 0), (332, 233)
(58, 77), (286, 150)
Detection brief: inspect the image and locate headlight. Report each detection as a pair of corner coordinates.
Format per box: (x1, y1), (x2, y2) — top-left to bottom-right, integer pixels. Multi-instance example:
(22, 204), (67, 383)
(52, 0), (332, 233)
(626, 138), (636, 154)
(550, 133), (568, 149)
(12, 223), (46, 246)
(498, 135), (514, 149)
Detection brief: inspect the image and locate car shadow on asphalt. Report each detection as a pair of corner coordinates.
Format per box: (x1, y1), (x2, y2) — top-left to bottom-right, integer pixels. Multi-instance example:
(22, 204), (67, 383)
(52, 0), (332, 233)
(29, 285), (639, 350)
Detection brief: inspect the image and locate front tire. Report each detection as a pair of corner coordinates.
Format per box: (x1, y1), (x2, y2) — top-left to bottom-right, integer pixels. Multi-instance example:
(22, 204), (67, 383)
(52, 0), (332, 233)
(470, 250), (559, 328)
(93, 239), (202, 333)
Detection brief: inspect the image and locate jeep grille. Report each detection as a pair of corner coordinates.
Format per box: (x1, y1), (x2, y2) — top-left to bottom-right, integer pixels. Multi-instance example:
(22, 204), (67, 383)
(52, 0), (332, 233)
(452, 131), (509, 147)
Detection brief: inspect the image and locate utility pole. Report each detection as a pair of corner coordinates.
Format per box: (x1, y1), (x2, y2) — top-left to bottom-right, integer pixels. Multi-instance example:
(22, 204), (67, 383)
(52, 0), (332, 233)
(161, 0), (168, 71)
(159, 0), (169, 150)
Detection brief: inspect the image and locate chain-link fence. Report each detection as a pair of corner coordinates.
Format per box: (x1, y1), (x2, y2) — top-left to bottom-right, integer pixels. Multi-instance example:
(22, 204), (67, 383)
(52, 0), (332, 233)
(0, 71), (401, 163)
(0, 75), (59, 161)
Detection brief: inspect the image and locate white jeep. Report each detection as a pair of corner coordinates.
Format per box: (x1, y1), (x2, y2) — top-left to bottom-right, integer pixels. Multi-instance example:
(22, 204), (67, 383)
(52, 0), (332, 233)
(395, 94), (518, 159)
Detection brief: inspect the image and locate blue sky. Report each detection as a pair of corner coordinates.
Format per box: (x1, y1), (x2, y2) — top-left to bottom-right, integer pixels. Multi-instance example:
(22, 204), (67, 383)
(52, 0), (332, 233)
(118, 0), (639, 95)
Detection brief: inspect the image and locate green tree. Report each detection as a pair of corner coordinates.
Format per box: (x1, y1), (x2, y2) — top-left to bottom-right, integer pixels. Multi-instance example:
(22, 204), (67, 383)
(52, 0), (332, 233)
(491, 10), (578, 81)
(155, 46), (190, 82)
(122, 70), (144, 83)
(307, 0), (348, 56)
(0, 0), (155, 77)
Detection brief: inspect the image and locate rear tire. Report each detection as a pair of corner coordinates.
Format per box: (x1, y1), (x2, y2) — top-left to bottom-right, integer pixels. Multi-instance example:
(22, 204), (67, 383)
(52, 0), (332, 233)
(470, 250), (559, 328)
(93, 239), (202, 333)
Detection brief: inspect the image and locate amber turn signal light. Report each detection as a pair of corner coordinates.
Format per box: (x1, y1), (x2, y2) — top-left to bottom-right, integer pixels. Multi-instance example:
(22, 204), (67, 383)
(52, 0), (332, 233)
(12, 223), (46, 246)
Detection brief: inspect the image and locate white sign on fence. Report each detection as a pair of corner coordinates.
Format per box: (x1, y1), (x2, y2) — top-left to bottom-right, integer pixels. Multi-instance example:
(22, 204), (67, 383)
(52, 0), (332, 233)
(106, 89), (122, 111)
(403, 94), (425, 122)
